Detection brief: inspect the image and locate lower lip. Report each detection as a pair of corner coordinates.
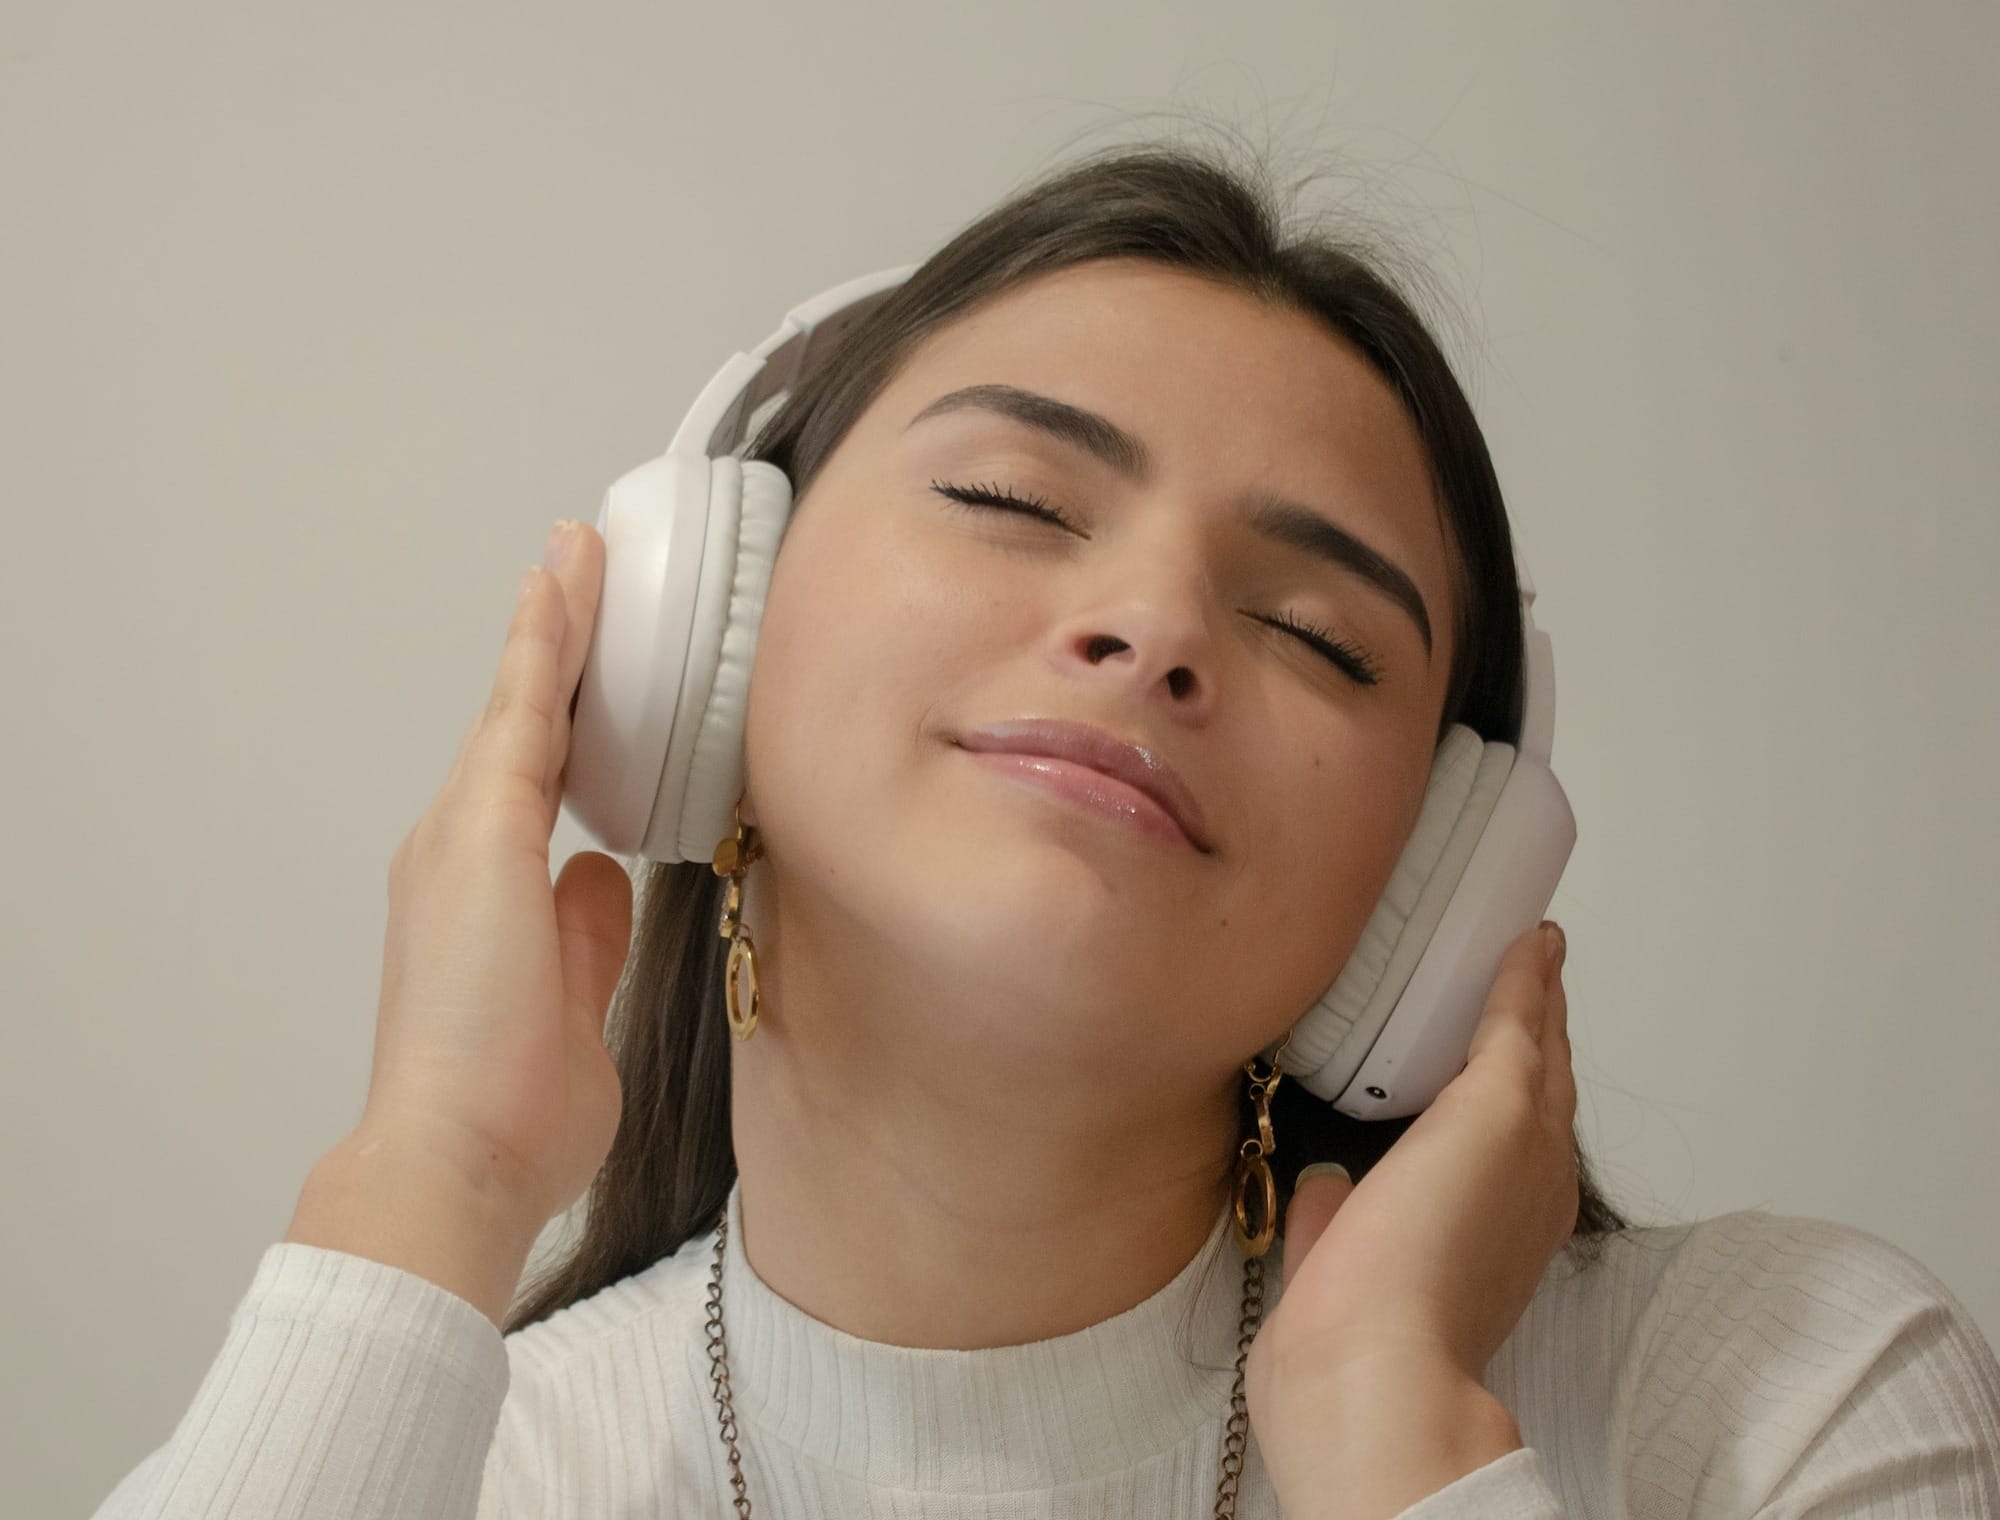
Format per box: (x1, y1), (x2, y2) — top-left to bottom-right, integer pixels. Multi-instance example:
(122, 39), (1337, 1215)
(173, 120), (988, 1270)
(959, 748), (1198, 849)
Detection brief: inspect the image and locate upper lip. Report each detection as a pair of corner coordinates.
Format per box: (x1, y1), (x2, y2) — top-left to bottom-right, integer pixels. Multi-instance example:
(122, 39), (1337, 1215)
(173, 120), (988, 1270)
(954, 718), (1213, 853)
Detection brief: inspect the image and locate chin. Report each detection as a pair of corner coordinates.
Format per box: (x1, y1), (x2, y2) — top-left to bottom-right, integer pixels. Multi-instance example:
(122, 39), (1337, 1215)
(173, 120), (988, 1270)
(931, 843), (1184, 966)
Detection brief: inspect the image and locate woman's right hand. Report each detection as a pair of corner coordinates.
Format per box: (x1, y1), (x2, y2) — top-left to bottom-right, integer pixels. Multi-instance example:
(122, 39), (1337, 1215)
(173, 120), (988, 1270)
(353, 519), (634, 1242)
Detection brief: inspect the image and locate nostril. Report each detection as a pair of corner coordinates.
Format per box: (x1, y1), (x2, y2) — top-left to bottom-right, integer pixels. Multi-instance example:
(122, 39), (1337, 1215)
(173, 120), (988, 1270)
(1083, 634), (1129, 661)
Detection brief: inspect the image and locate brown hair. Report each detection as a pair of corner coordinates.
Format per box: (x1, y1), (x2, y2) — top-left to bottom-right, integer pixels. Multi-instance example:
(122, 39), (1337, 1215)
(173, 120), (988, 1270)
(504, 135), (1632, 1335)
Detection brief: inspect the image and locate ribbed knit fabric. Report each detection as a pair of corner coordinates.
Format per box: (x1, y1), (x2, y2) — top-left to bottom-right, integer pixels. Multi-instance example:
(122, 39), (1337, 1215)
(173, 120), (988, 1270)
(92, 1178), (2000, 1517)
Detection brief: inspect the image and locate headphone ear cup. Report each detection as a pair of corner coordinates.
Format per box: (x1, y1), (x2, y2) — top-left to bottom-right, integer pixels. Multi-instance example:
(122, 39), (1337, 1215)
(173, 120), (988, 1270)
(563, 449), (715, 860)
(665, 458), (794, 861)
(1281, 725), (1511, 1101)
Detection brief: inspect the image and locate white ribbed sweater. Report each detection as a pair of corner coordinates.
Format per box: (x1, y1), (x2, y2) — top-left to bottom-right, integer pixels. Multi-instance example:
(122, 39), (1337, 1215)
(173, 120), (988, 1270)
(93, 1179), (2000, 1517)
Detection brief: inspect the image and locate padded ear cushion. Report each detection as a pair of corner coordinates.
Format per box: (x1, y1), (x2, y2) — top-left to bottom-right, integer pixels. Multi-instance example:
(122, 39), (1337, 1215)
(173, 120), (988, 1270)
(1282, 725), (1519, 1101)
(670, 458), (794, 862)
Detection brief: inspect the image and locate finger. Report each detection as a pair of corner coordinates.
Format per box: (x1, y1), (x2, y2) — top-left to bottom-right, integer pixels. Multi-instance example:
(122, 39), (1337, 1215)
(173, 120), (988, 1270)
(552, 850), (635, 1041)
(436, 569), (537, 798)
(463, 565), (567, 811)
(540, 521), (604, 809)
(1464, 922), (1556, 1069)
(1543, 935), (1577, 1119)
(1281, 1163), (1353, 1297)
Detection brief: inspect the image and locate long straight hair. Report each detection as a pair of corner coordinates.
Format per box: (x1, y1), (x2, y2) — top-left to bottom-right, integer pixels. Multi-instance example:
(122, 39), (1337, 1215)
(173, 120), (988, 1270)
(504, 137), (1632, 1335)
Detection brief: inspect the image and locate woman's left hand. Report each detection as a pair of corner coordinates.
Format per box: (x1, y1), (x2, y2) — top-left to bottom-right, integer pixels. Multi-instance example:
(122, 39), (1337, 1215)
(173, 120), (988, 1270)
(1243, 920), (1577, 1517)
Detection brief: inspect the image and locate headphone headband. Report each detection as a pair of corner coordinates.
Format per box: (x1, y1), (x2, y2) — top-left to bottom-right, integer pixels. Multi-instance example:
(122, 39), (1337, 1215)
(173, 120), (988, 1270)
(668, 265), (920, 460)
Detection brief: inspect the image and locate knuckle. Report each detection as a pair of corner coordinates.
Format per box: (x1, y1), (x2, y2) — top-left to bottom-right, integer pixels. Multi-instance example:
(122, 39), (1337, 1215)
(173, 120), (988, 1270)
(489, 681), (558, 734)
(461, 772), (555, 849)
(394, 788), (543, 890)
(1509, 1032), (1547, 1085)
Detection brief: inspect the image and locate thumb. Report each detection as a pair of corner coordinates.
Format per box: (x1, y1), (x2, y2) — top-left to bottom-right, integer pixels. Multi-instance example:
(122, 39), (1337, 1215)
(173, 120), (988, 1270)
(552, 850), (636, 1040)
(1282, 1162), (1355, 1297)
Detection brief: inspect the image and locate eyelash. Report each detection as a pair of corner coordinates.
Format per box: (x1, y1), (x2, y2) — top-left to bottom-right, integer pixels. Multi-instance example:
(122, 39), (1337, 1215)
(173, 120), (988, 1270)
(928, 478), (1385, 687)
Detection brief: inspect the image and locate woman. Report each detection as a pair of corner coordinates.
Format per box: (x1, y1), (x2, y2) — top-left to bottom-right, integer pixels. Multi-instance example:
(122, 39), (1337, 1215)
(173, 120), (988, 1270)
(95, 142), (2000, 1518)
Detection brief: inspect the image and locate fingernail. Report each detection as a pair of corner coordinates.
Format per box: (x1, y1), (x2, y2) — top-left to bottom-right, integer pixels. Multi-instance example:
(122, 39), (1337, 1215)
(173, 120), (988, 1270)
(543, 520), (578, 571)
(1542, 920), (1566, 974)
(1296, 1162), (1351, 1187)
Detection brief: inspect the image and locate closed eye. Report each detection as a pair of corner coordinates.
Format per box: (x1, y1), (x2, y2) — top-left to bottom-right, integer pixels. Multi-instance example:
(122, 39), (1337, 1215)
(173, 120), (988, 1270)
(1257, 608), (1383, 686)
(928, 479), (1385, 687)
(930, 478), (1082, 532)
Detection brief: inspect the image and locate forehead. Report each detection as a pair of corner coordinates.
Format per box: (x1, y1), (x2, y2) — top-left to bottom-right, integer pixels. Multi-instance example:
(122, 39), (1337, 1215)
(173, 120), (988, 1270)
(896, 260), (1396, 418)
(866, 257), (1455, 619)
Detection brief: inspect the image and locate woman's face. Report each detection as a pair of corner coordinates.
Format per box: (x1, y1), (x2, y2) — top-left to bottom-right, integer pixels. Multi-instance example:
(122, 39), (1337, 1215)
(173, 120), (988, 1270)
(740, 257), (1460, 1087)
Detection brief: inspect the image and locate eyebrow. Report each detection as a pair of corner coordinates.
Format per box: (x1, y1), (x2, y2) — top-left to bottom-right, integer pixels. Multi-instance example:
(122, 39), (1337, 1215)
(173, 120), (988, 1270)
(905, 383), (1433, 660)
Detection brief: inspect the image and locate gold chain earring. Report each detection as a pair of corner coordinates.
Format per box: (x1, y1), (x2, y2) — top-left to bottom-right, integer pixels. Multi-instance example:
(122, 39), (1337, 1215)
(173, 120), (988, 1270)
(711, 799), (764, 1041)
(1232, 1031), (1291, 1258)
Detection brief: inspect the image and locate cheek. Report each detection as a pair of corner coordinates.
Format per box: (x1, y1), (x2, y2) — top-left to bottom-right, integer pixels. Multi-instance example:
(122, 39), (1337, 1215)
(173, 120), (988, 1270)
(1236, 734), (1428, 954)
(744, 511), (974, 812)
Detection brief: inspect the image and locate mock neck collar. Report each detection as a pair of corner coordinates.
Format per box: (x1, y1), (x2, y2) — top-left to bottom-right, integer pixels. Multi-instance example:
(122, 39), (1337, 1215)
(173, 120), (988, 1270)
(713, 1176), (1284, 1491)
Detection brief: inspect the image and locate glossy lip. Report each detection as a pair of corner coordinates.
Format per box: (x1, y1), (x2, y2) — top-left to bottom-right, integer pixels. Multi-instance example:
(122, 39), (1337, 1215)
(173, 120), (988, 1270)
(953, 718), (1213, 854)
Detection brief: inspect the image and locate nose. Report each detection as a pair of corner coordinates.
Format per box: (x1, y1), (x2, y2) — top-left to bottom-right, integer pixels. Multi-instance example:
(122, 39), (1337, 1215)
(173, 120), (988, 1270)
(1047, 550), (1219, 716)
(1075, 629), (1197, 701)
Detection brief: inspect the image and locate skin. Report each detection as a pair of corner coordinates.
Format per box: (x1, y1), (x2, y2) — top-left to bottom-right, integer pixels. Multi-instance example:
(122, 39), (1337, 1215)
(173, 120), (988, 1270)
(727, 255), (1581, 1506)
(731, 258), (1461, 1351)
(508, 257), (1579, 1513)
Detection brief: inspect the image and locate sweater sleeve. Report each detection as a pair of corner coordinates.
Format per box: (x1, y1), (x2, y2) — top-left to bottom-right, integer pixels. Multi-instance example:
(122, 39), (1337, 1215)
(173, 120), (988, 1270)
(88, 1241), (513, 1520)
(1381, 1211), (2000, 1520)
(1723, 1218), (2000, 1515)
(1387, 1445), (1564, 1517)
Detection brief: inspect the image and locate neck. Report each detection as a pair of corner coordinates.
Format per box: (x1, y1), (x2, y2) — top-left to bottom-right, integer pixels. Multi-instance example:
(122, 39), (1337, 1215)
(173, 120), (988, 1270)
(727, 898), (1243, 1351)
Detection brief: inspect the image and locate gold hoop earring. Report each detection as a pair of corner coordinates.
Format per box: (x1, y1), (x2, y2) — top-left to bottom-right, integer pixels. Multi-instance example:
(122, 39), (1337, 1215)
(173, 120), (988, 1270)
(711, 799), (764, 1041)
(1232, 1031), (1291, 1259)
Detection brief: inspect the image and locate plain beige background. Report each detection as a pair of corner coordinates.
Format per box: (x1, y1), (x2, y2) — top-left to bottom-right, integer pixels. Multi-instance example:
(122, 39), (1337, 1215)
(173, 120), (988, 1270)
(5, 3), (1996, 1513)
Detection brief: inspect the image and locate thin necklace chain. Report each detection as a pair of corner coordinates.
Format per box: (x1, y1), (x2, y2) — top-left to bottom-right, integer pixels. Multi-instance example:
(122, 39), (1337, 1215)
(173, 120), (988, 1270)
(704, 1204), (1267, 1519)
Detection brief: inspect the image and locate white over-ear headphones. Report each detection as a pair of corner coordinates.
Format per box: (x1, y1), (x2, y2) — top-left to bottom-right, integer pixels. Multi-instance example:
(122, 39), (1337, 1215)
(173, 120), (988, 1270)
(561, 265), (1576, 1121)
